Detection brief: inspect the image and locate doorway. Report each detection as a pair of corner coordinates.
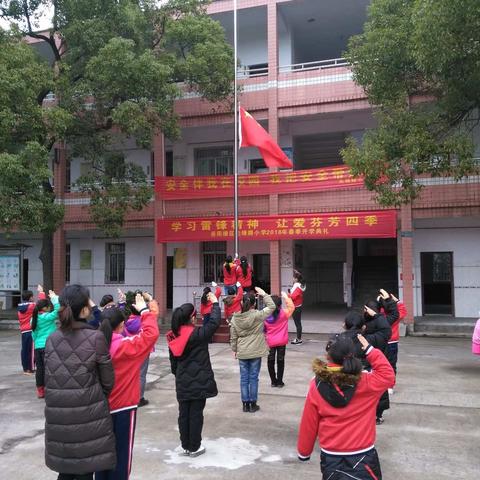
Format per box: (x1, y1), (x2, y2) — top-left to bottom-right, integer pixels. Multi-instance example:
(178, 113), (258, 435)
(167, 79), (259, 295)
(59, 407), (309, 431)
(253, 254), (270, 293)
(421, 252), (454, 315)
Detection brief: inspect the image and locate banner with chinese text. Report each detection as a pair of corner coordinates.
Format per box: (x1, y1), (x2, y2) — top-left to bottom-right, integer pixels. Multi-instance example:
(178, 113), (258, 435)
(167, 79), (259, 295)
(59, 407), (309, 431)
(155, 165), (363, 200)
(156, 210), (397, 243)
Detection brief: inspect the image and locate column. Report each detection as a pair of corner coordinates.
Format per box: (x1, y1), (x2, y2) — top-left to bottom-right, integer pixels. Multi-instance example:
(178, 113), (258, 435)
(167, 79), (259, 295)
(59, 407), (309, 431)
(267, 1), (281, 295)
(400, 204), (414, 324)
(152, 132), (168, 318)
(52, 144), (67, 292)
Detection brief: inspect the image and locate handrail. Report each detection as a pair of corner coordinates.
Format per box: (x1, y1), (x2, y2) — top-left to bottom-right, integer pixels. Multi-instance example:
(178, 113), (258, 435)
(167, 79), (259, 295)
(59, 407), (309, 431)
(236, 66), (269, 78)
(278, 57), (349, 74)
(64, 178), (155, 193)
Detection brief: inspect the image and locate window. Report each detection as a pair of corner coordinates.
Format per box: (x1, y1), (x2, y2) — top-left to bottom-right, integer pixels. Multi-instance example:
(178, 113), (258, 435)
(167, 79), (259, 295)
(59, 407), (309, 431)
(166, 151), (174, 177)
(65, 243), (70, 283)
(202, 241), (226, 283)
(249, 158), (269, 174)
(194, 147), (233, 176)
(106, 243), (125, 283)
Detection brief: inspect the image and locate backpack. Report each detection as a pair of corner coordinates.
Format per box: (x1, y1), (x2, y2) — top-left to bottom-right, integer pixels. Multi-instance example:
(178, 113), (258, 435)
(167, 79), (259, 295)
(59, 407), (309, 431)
(472, 318), (480, 355)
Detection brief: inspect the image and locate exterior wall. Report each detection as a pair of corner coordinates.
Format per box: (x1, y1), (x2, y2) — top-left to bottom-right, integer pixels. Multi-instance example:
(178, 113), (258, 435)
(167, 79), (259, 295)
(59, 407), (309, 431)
(412, 217), (480, 318)
(66, 231), (154, 303)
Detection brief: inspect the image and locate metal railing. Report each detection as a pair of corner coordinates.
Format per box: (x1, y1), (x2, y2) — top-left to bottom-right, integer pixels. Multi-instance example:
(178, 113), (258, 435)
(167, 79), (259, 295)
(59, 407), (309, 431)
(64, 178), (156, 193)
(278, 57), (349, 74)
(236, 66), (269, 78)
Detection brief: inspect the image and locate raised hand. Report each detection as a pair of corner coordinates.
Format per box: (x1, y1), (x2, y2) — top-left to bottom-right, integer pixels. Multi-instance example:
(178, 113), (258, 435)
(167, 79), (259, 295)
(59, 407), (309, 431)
(379, 289), (390, 300)
(133, 293), (147, 313)
(255, 286), (266, 296)
(357, 334), (370, 351)
(207, 292), (218, 304)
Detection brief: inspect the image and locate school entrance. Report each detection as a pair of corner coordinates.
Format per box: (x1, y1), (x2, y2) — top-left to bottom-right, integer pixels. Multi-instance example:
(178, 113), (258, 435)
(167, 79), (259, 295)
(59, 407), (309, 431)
(294, 238), (398, 313)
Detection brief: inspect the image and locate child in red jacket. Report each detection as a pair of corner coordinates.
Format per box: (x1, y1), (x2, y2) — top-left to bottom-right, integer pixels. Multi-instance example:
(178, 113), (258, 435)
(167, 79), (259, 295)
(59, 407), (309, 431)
(200, 283), (222, 328)
(297, 333), (394, 479)
(223, 282), (243, 323)
(17, 285), (46, 374)
(97, 293), (159, 480)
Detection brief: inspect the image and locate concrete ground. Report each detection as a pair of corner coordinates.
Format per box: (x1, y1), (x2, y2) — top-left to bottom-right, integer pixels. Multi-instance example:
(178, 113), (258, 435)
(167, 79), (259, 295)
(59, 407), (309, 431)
(1, 330), (479, 480)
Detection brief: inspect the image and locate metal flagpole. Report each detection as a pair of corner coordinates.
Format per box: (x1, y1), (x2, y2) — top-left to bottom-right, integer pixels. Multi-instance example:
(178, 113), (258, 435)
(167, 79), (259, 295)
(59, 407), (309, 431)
(233, 0), (239, 257)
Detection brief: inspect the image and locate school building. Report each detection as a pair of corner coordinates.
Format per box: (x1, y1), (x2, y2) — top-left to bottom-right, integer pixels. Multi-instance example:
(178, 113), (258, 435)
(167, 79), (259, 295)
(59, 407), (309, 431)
(5, 0), (480, 326)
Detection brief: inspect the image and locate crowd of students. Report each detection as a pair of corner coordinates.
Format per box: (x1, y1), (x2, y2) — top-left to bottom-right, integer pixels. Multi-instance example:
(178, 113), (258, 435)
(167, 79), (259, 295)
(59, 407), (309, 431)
(17, 253), (407, 480)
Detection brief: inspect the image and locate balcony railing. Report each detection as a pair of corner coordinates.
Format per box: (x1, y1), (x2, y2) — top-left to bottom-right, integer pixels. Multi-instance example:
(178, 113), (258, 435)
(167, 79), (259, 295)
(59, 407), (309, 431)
(278, 57), (349, 74)
(237, 65), (269, 78)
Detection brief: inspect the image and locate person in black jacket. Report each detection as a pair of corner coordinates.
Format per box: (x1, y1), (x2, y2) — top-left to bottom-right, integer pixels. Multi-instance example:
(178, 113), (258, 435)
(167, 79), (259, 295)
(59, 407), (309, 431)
(363, 289), (399, 425)
(166, 291), (220, 458)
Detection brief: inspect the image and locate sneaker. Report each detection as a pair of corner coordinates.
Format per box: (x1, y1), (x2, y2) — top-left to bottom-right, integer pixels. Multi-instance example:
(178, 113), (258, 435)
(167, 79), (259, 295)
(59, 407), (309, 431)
(23, 370), (33, 376)
(242, 401), (250, 412)
(376, 417), (384, 425)
(271, 382), (278, 388)
(249, 402), (260, 413)
(276, 382), (285, 388)
(388, 388), (394, 395)
(180, 447), (190, 456)
(291, 338), (303, 345)
(138, 397), (149, 407)
(36, 386), (45, 399)
(189, 445), (206, 457)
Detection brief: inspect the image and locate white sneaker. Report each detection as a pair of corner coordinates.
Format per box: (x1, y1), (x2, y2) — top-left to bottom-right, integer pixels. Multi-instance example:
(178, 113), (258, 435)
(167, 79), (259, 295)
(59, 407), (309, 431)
(178, 446), (190, 456)
(189, 444), (206, 457)
(291, 338), (303, 345)
(388, 388), (394, 395)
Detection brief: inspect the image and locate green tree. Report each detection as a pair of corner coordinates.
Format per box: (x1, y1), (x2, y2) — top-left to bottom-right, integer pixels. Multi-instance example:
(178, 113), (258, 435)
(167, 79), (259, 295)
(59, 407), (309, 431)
(342, 0), (480, 206)
(0, 0), (234, 287)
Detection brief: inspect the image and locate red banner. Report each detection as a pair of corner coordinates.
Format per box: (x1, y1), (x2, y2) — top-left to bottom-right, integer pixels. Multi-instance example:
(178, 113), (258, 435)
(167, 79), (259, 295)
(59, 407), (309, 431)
(156, 210), (397, 243)
(155, 165), (363, 200)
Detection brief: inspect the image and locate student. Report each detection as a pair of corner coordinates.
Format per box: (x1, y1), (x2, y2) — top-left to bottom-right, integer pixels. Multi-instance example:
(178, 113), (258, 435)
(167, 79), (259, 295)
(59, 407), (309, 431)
(385, 293), (407, 393)
(223, 282), (243, 324)
(44, 284), (116, 480)
(166, 291), (221, 457)
(17, 284), (46, 374)
(223, 255), (239, 293)
(236, 256), (253, 291)
(96, 293), (159, 480)
(363, 289), (398, 425)
(200, 283), (222, 329)
(264, 292), (294, 388)
(297, 333), (395, 480)
(31, 290), (60, 398)
(230, 287), (275, 412)
(290, 270), (306, 345)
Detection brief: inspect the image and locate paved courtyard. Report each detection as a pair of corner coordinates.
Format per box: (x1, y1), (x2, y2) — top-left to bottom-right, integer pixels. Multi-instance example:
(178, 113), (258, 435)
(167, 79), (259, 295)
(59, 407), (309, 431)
(1, 330), (479, 479)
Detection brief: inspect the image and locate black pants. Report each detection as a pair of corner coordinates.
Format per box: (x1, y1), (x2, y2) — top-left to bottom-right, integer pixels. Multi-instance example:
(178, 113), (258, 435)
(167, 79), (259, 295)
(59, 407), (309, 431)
(21, 331), (34, 372)
(320, 448), (382, 479)
(385, 342), (398, 375)
(267, 346), (286, 384)
(58, 474), (93, 480)
(293, 307), (303, 339)
(34, 348), (45, 388)
(376, 390), (390, 419)
(178, 398), (206, 452)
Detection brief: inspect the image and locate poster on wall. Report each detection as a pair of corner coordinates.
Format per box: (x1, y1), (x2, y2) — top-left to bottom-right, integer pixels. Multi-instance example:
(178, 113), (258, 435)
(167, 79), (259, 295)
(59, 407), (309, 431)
(174, 248), (187, 269)
(0, 256), (20, 291)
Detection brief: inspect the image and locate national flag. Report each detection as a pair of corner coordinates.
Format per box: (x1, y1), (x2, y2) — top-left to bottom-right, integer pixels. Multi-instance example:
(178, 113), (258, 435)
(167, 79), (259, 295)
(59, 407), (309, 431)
(239, 106), (293, 168)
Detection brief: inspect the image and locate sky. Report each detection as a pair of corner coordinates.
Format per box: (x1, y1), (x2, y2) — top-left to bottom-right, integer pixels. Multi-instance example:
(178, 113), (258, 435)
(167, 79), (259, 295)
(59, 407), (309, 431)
(0, 4), (53, 31)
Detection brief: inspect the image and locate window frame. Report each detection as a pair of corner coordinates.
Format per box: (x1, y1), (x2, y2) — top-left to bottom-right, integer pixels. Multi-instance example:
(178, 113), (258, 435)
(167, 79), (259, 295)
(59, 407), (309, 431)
(201, 241), (227, 284)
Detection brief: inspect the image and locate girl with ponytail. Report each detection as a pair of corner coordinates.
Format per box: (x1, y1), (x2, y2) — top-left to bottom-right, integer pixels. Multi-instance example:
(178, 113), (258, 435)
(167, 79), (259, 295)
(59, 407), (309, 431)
(236, 256), (253, 291)
(297, 333), (395, 479)
(31, 290), (59, 399)
(223, 254), (239, 293)
(200, 283), (222, 330)
(43, 284), (116, 479)
(167, 291), (221, 457)
(96, 293), (159, 480)
(264, 292), (295, 388)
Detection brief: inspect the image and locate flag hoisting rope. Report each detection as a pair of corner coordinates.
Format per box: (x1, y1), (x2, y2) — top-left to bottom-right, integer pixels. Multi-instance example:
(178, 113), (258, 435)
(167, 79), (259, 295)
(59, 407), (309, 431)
(233, 0), (239, 258)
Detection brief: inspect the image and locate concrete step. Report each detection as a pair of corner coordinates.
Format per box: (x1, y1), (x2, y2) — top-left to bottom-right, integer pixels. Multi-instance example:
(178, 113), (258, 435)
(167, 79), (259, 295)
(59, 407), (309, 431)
(0, 319), (20, 330)
(412, 317), (476, 338)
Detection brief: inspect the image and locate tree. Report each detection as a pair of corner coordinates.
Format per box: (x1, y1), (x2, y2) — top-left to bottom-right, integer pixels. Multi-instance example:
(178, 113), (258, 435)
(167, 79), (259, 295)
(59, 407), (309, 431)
(0, 0), (234, 287)
(342, 0), (480, 206)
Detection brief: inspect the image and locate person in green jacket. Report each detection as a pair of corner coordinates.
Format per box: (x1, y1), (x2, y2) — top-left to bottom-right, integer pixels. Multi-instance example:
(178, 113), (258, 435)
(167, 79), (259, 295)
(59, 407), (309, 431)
(31, 289), (60, 398)
(230, 287), (275, 413)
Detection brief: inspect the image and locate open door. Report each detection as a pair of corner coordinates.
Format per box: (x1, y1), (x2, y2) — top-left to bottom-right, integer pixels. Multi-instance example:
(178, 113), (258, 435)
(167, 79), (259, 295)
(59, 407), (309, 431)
(421, 252), (454, 315)
(252, 254), (270, 293)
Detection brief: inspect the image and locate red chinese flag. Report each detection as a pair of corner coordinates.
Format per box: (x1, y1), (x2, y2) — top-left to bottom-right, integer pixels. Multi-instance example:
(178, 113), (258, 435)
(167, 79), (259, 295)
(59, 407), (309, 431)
(239, 106), (293, 168)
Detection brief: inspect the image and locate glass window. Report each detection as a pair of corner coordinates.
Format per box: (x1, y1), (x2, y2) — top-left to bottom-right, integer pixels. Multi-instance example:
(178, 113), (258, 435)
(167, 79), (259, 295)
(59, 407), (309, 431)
(105, 243), (125, 283)
(202, 241), (226, 283)
(65, 243), (70, 283)
(194, 147), (233, 176)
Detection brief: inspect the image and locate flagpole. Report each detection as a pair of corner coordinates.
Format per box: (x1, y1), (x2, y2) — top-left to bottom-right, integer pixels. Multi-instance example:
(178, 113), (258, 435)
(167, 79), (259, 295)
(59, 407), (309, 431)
(233, 0), (239, 258)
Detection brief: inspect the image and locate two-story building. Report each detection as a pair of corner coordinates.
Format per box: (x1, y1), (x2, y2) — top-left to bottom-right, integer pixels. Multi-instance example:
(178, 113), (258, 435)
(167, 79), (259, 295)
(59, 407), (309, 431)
(4, 0), (480, 325)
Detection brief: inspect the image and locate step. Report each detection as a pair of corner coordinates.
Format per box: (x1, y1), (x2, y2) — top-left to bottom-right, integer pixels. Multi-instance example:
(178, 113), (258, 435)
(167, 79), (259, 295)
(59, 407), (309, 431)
(412, 317), (476, 338)
(0, 319), (20, 330)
